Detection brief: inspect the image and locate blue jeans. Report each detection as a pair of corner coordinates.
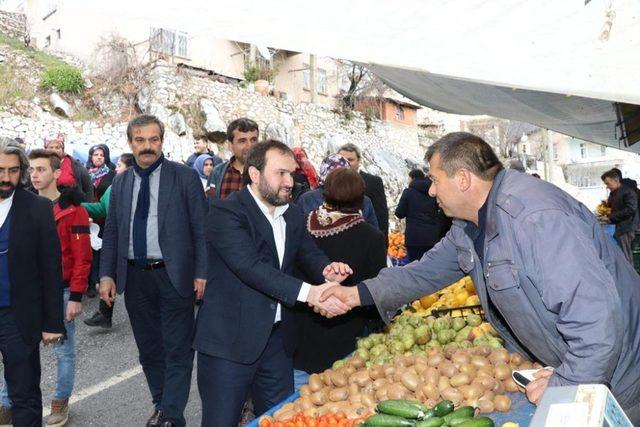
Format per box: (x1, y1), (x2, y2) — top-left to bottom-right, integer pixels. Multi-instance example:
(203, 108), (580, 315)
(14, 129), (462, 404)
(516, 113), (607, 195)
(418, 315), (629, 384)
(0, 288), (76, 404)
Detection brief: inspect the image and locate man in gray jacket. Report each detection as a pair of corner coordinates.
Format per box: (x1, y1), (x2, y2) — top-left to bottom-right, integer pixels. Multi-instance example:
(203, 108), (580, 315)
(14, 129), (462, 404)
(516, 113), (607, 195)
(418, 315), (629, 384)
(320, 132), (640, 424)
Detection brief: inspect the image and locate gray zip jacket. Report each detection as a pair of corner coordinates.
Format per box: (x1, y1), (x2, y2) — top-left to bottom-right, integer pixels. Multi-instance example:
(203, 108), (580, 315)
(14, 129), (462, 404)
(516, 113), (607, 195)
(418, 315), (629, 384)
(364, 169), (640, 409)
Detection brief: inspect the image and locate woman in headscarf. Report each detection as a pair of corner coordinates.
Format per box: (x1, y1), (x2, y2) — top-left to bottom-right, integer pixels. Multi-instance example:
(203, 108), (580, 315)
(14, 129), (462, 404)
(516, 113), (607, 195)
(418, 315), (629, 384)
(192, 153), (215, 191)
(296, 153), (379, 227)
(83, 144), (116, 298)
(291, 147), (319, 202)
(82, 153), (135, 328)
(293, 168), (386, 374)
(86, 144), (116, 202)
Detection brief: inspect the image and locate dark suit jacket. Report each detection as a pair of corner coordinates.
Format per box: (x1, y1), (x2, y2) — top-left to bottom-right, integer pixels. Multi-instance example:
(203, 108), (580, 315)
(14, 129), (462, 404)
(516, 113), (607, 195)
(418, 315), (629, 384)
(608, 183), (638, 236)
(395, 177), (443, 248)
(99, 158), (208, 297)
(360, 171), (389, 235)
(8, 188), (64, 344)
(193, 187), (329, 364)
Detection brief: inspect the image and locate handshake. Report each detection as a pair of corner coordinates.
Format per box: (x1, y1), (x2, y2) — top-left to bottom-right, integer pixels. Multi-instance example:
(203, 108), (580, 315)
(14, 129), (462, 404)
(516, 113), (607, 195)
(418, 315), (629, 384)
(306, 262), (363, 318)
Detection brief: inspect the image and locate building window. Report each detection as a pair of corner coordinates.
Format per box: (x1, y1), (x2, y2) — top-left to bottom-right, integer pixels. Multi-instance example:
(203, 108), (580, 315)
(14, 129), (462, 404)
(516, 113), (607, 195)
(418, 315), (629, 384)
(316, 69), (327, 94)
(303, 65), (327, 95)
(579, 143), (586, 159)
(553, 143), (558, 161)
(521, 143), (529, 155)
(395, 104), (405, 121)
(150, 28), (189, 58)
(600, 145), (607, 156)
(45, 35), (51, 47)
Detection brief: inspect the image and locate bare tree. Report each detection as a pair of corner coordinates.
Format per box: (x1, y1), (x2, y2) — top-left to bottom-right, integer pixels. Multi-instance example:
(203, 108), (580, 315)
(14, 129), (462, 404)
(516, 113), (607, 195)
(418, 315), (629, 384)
(338, 61), (389, 111)
(342, 63), (368, 109)
(89, 34), (156, 118)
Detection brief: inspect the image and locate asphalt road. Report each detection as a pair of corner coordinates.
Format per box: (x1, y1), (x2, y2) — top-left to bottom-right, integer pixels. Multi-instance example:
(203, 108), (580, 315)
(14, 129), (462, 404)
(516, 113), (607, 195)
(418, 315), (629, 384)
(0, 295), (207, 427)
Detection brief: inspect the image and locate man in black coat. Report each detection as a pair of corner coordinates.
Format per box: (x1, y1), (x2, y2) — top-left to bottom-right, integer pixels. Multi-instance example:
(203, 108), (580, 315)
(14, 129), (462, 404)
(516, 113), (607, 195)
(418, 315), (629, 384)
(611, 167), (640, 235)
(395, 169), (451, 262)
(194, 140), (352, 427)
(602, 169), (638, 264)
(339, 143), (389, 237)
(0, 138), (65, 426)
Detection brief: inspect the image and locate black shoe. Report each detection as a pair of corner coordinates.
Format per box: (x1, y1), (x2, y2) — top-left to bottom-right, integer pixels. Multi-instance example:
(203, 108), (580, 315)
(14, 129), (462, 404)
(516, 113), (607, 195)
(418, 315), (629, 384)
(86, 284), (97, 298)
(146, 409), (163, 427)
(83, 311), (112, 328)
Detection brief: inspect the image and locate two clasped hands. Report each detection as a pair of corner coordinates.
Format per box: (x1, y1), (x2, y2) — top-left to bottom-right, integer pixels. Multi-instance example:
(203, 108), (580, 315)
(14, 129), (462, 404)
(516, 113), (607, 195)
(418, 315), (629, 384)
(305, 262), (363, 318)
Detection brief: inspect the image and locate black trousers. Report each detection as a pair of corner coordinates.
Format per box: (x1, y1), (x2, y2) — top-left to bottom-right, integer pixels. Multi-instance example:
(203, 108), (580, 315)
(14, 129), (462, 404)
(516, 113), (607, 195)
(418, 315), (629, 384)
(124, 266), (194, 427)
(0, 308), (41, 427)
(615, 231), (634, 265)
(197, 325), (293, 427)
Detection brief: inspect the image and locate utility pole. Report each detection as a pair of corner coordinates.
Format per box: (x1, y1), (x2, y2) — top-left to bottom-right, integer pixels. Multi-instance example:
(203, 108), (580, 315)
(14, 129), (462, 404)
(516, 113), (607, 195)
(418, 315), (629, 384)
(309, 54), (317, 103)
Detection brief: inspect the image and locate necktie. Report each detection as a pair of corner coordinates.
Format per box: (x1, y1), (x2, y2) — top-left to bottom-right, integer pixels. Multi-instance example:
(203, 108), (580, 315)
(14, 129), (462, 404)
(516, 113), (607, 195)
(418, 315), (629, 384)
(132, 154), (164, 261)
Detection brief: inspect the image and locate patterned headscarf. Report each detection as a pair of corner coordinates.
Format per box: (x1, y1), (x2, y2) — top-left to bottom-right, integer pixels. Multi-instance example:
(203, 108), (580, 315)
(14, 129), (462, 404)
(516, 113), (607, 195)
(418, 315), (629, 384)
(43, 132), (66, 151)
(318, 154), (350, 186)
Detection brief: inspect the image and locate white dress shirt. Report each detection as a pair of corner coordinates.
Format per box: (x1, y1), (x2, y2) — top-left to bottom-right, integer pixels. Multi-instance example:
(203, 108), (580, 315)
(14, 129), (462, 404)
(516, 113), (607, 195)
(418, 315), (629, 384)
(247, 186), (311, 323)
(0, 192), (14, 229)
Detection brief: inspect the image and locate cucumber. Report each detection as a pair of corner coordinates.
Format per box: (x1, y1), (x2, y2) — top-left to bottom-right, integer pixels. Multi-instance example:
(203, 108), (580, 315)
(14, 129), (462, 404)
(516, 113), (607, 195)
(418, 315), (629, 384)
(432, 400), (455, 417)
(456, 417), (495, 427)
(443, 406), (476, 423)
(365, 413), (417, 426)
(448, 418), (472, 427)
(415, 417), (444, 427)
(422, 408), (436, 419)
(377, 400), (428, 419)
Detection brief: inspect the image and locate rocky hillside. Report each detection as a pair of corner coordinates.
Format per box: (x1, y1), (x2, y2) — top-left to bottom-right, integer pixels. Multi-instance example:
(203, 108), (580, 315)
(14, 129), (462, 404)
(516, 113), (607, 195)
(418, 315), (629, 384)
(0, 35), (432, 229)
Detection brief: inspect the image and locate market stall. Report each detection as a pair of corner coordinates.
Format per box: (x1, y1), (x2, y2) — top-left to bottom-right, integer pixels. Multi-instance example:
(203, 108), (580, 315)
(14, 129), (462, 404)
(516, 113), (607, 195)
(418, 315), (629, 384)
(251, 279), (541, 427)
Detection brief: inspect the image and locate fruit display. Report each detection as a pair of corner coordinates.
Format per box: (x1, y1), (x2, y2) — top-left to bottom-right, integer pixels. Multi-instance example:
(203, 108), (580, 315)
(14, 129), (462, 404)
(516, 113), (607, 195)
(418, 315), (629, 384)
(388, 232), (406, 259)
(352, 313), (502, 367)
(268, 346), (538, 423)
(410, 277), (480, 316)
(364, 399), (495, 426)
(258, 411), (369, 426)
(595, 200), (611, 217)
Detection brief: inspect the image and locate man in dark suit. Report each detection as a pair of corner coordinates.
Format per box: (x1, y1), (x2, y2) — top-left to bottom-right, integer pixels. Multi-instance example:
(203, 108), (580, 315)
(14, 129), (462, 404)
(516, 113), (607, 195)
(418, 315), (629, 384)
(99, 115), (207, 427)
(0, 138), (65, 426)
(194, 140), (352, 427)
(338, 143), (389, 237)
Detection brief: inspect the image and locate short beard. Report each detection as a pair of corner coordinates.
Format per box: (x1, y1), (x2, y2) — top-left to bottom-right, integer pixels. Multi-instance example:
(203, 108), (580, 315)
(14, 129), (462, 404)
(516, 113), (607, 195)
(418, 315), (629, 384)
(0, 182), (16, 199)
(258, 179), (290, 207)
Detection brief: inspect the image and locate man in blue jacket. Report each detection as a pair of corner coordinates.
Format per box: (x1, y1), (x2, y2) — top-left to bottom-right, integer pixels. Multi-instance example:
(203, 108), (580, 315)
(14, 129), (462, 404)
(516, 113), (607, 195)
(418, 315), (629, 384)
(99, 115), (207, 427)
(322, 132), (640, 424)
(194, 140), (352, 427)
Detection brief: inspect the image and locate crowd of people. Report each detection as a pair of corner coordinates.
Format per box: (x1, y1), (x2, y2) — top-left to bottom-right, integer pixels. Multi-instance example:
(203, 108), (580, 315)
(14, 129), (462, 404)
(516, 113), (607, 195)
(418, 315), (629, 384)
(0, 115), (639, 427)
